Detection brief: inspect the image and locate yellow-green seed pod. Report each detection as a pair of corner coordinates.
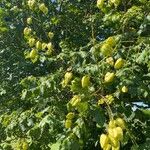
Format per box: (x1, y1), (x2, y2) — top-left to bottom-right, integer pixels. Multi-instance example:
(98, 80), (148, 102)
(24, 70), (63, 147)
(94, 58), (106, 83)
(105, 37), (116, 47)
(36, 41), (42, 50)
(101, 44), (113, 56)
(70, 95), (81, 107)
(42, 43), (47, 50)
(23, 27), (31, 36)
(97, 0), (105, 9)
(64, 72), (73, 84)
(66, 112), (75, 120)
(110, 0), (121, 7)
(103, 144), (112, 150)
(114, 0), (121, 7)
(39, 3), (48, 14)
(42, 7), (48, 14)
(100, 134), (109, 149)
(47, 42), (53, 51)
(106, 57), (114, 66)
(98, 98), (105, 105)
(114, 58), (124, 69)
(113, 127), (123, 141)
(121, 86), (128, 93)
(81, 75), (90, 88)
(22, 141), (28, 150)
(108, 135), (120, 148)
(65, 119), (72, 129)
(105, 95), (114, 104)
(27, 0), (36, 10)
(104, 72), (115, 83)
(115, 118), (125, 129)
(61, 73), (72, 87)
(108, 120), (116, 128)
(29, 49), (37, 59)
(39, 3), (46, 11)
(28, 38), (35, 47)
(112, 145), (120, 150)
(108, 128), (115, 138)
(48, 32), (54, 39)
(27, 17), (32, 25)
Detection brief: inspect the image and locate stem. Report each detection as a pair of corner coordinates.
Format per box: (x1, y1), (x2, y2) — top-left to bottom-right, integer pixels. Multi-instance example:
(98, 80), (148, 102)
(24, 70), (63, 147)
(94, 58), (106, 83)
(100, 95), (114, 120)
(126, 127), (138, 146)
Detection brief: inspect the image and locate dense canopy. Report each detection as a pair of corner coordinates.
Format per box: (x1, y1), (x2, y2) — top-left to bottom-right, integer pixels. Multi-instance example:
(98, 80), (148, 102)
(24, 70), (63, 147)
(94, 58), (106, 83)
(0, 0), (150, 149)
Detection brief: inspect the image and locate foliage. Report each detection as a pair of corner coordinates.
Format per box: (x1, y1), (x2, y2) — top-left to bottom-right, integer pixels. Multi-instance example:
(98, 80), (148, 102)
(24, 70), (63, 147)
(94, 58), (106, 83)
(0, 0), (150, 149)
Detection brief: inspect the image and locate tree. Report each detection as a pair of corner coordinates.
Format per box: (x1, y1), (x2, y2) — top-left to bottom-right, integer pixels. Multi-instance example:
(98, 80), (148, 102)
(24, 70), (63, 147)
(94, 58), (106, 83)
(0, 0), (150, 149)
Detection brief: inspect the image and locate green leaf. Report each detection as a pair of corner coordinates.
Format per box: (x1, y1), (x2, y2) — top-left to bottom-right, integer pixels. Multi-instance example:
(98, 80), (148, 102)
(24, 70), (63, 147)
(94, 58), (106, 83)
(50, 142), (61, 150)
(76, 102), (89, 114)
(92, 107), (105, 128)
(141, 109), (150, 117)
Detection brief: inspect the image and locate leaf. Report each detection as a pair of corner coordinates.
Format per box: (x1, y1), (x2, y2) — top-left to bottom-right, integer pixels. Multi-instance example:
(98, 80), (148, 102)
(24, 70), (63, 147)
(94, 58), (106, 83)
(141, 109), (150, 117)
(92, 107), (105, 128)
(76, 102), (89, 114)
(50, 142), (61, 150)
(72, 126), (81, 138)
(131, 138), (150, 150)
(21, 89), (27, 100)
(0, 88), (6, 95)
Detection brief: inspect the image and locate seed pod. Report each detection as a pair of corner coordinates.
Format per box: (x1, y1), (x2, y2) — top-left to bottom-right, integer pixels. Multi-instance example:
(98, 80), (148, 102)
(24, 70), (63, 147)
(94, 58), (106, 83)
(27, 0), (36, 10)
(110, 0), (121, 7)
(65, 119), (72, 129)
(121, 86), (128, 93)
(39, 3), (48, 14)
(43, 7), (48, 14)
(110, 0), (116, 4)
(65, 72), (73, 80)
(47, 42), (53, 51)
(115, 118), (125, 129)
(97, 0), (105, 9)
(100, 134), (109, 149)
(98, 98), (105, 105)
(28, 38), (35, 47)
(108, 135), (120, 148)
(113, 127), (123, 141)
(104, 72), (115, 83)
(106, 57), (114, 66)
(66, 112), (75, 120)
(112, 146), (120, 150)
(81, 75), (90, 88)
(114, 0), (121, 7)
(27, 17), (32, 25)
(105, 37), (116, 47)
(23, 27), (31, 36)
(39, 3), (46, 11)
(36, 41), (42, 50)
(29, 49), (37, 59)
(42, 43), (47, 50)
(70, 95), (81, 107)
(103, 144), (112, 150)
(109, 120), (116, 128)
(114, 58), (124, 69)
(45, 49), (52, 56)
(108, 128), (114, 138)
(48, 32), (54, 39)
(105, 95), (114, 104)
(61, 79), (66, 88)
(64, 72), (73, 84)
(101, 44), (113, 56)
(22, 142), (28, 150)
